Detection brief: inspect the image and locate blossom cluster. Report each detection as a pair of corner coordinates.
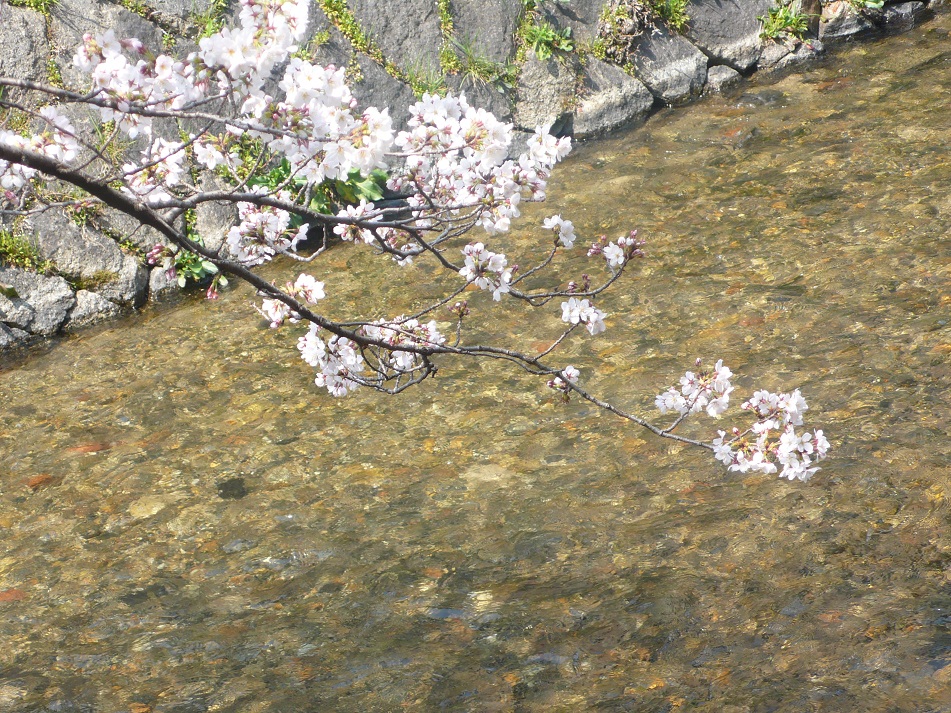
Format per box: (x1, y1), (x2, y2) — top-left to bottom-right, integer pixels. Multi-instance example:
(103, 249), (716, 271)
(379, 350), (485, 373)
(297, 316), (445, 396)
(297, 325), (364, 397)
(332, 200), (379, 244)
(0, 107), (78, 191)
(542, 214), (576, 248)
(270, 58), (393, 186)
(459, 242), (513, 301)
(711, 389), (830, 481)
(122, 139), (187, 205)
(561, 297), (607, 335)
(547, 365), (580, 401)
(588, 230), (646, 270)
(657, 360), (830, 481)
(363, 318), (446, 373)
(655, 358), (734, 418)
(73, 0), (308, 139)
(387, 93), (571, 236)
(71, 0), (392, 225)
(256, 273), (325, 328)
(227, 191), (306, 265)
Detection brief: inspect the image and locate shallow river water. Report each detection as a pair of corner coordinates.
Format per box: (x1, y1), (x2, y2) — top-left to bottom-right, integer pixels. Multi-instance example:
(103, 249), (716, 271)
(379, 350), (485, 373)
(2, 13), (951, 713)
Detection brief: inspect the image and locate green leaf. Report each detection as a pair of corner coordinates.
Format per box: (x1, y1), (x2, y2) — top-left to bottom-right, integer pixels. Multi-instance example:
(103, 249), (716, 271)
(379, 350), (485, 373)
(200, 260), (219, 273)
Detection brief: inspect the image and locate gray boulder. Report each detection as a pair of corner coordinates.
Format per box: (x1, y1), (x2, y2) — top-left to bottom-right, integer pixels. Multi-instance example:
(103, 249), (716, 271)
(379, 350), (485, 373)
(147, 0), (217, 21)
(685, 0), (772, 72)
(542, 0), (607, 45)
(820, 1), (878, 41)
(762, 38), (824, 71)
(514, 52), (578, 132)
(572, 58), (655, 137)
(305, 17), (353, 69)
(0, 5), (49, 91)
(884, 2), (927, 32)
(349, 55), (417, 131)
(195, 174), (238, 253)
(794, 0), (822, 38)
(148, 266), (178, 301)
(0, 266), (75, 336)
(452, 0), (521, 64)
(95, 208), (169, 255)
(348, 0), (443, 74)
(629, 24), (708, 104)
(705, 63), (742, 92)
(26, 212), (148, 307)
(66, 290), (120, 329)
(0, 323), (30, 349)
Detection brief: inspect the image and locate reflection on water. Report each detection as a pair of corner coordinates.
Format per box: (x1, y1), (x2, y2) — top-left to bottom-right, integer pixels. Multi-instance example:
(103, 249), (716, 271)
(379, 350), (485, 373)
(2, 15), (951, 712)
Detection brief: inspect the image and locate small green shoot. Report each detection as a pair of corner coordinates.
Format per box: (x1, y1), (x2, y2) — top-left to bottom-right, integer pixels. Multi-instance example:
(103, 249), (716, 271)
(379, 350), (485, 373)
(759, 3), (810, 40)
(648, 0), (689, 32)
(404, 60), (448, 97)
(190, 0), (231, 39)
(0, 229), (54, 274)
(8, 0), (57, 16)
(523, 21), (574, 60)
(452, 37), (517, 92)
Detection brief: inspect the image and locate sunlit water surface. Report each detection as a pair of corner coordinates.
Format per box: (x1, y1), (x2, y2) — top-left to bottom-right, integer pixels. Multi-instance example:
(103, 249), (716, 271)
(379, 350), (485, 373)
(2, 15), (951, 712)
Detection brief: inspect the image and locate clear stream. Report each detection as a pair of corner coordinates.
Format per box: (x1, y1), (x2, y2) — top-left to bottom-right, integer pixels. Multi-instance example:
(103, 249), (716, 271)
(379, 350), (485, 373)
(2, 13), (951, 712)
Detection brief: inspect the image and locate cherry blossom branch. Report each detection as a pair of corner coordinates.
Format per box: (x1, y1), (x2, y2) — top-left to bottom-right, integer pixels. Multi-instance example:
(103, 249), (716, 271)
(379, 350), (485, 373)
(0, 0), (830, 480)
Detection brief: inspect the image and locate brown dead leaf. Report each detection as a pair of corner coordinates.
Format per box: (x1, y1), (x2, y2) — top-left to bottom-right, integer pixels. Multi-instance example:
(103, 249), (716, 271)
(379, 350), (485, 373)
(26, 474), (55, 490)
(66, 442), (111, 454)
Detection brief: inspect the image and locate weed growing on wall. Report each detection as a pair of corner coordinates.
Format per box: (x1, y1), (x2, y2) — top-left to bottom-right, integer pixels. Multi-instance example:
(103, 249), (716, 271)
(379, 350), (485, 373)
(759, 2), (811, 40)
(0, 230), (53, 274)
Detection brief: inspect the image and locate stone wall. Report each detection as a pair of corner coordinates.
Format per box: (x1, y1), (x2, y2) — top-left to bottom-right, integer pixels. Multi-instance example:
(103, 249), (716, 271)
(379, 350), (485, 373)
(0, 0), (937, 349)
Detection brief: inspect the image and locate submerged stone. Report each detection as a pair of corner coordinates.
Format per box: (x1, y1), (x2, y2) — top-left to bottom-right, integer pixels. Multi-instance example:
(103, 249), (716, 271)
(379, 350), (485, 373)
(216, 477), (249, 500)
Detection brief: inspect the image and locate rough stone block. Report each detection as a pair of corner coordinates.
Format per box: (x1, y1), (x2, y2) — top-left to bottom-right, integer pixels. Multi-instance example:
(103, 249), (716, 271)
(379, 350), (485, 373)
(763, 38), (824, 71)
(884, 1), (927, 32)
(819, 1), (877, 41)
(66, 289), (120, 329)
(26, 212), (148, 306)
(305, 19), (353, 70)
(759, 40), (793, 68)
(195, 174), (238, 252)
(148, 265), (178, 301)
(793, 0), (822, 38)
(147, 0), (216, 20)
(629, 24), (708, 104)
(0, 323), (30, 348)
(0, 5), (49, 91)
(452, 0), (521, 64)
(705, 63), (742, 92)
(685, 0), (772, 71)
(541, 0), (606, 45)
(349, 55), (417, 131)
(95, 208), (168, 254)
(349, 0), (443, 74)
(572, 58), (654, 138)
(514, 52), (578, 132)
(0, 266), (75, 336)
